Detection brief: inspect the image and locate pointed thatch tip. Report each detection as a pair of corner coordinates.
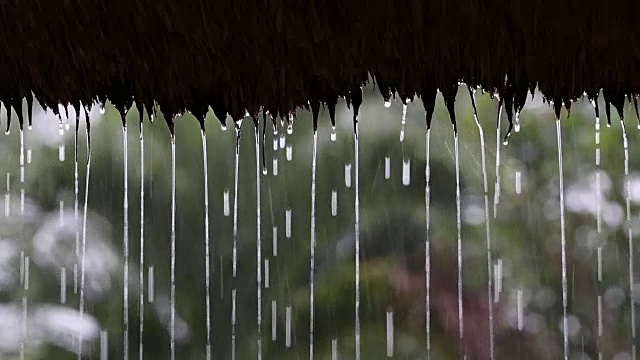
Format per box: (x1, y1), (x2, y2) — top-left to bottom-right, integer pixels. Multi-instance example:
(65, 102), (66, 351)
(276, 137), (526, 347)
(1, 0), (640, 131)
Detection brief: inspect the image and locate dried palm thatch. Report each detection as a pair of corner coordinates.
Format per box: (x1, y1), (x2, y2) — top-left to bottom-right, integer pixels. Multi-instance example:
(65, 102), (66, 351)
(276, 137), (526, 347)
(1, 0), (639, 129)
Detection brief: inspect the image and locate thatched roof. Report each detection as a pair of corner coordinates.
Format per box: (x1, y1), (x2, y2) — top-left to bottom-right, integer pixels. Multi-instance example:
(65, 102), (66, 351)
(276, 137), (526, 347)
(1, 0), (639, 129)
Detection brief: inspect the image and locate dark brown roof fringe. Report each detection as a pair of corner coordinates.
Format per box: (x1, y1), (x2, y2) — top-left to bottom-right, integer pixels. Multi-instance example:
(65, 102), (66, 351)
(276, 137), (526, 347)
(1, 0), (639, 128)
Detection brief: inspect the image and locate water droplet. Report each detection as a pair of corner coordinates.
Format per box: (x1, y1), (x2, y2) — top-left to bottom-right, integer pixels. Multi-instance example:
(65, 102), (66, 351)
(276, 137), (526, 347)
(272, 158), (278, 176)
(262, 166), (268, 176)
(345, 163), (352, 188)
(515, 171), (522, 194)
(60, 267), (66, 304)
(272, 226), (278, 257)
(221, 124), (228, 131)
(26, 149), (31, 164)
(279, 134), (286, 149)
(100, 330), (109, 360)
(384, 157), (391, 179)
(58, 144), (65, 162)
(4, 129), (9, 135)
(331, 189), (338, 216)
(285, 305), (292, 348)
(286, 145), (293, 161)
(384, 101), (391, 108)
(223, 190), (230, 216)
(271, 301), (277, 341)
(147, 265), (154, 303)
(402, 158), (411, 186)
(287, 123), (293, 135)
(272, 138), (278, 151)
(285, 209), (292, 238)
(27, 125), (32, 131)
(330, 126), (337, 142)
(502, 139), (509, 146)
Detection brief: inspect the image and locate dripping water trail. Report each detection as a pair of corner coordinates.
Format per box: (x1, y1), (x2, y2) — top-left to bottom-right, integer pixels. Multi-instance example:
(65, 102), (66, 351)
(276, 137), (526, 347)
(123, 124), (130, 360)
(202, 129), (212, 360)
(555, 118), (569, 360)
(454, 132), (465, 359)
(469, 89), (495, 360)
(400, 104), (407, 142)
(78, 117), (92, 360)
(309, 131), (318, 360)
(19, 130), (24, 215)
(620, 120), (637, 359)
(255, 127), (263, 360)
(354, 123), (361, 360)
(231, 126), (241, 360)
(493, 100), (503, 218)
(74, 115), (80, 295)
(425, 128), (432, 358)
(170, 136), (177, 360)
(139, 125), (145, 360)
(592, 99), (603, 360)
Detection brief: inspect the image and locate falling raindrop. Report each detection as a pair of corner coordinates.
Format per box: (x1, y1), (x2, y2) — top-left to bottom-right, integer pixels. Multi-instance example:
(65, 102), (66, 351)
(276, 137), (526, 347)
(330, 126), (336, 142)
(515, 171), (522, 194)
(272, 137), (278, 151)
(58, 143), (65, 162)
(60, 267), (66, 304)
(264, 259), (270, 289)
(272, 226), (278, 257)
(494, 259), (503, 302)
(100, 330), (108, 360)
(514, 111), (521, 133)
(345, 163), (352, 188)
(402, 158), (410, 186)
(386, 310), (394, 357)
(332, 339), (338, 360)
(285, 305), (292, 348)
(384, 100), (391, 108)
(4, 173), (9, 217)
(556, 117), (569, 360)
(202, 129), (212, 360)
(331, 189), (338, 217)
(59, 201), (64, 224)
(286, 144), (293, 161)
(271, 300), (277, 341)
(517, 289), (524, 330)
(279, 134), (285, 149)
(26, 149), (31, 164)
(223, 190), (230, 216)
(272, 158), (278, 176)
(384, 157), (391, 180)
(147, 266), (154, 303)
(285, 208), (292, 239)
